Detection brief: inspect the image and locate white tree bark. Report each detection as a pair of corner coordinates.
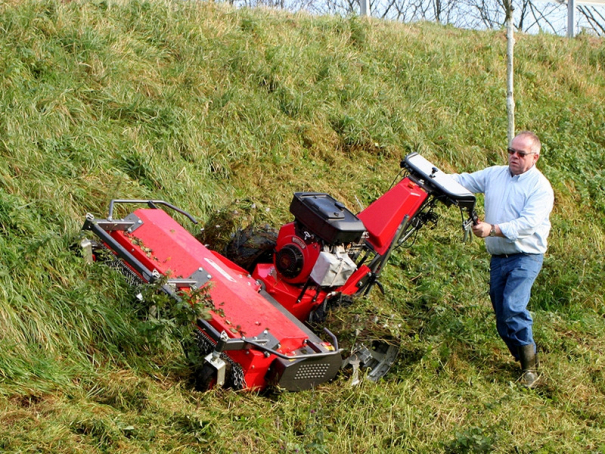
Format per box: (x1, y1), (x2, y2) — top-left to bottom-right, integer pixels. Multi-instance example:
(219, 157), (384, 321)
(360, 0), (370, 16)
(506, 1), (515, 145)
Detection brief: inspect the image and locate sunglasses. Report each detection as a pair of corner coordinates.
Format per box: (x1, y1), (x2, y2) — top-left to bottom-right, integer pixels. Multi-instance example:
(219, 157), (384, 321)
(507, 147), (535, 158)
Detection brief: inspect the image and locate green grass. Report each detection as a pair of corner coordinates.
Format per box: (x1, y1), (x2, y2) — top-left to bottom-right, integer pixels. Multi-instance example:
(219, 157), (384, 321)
(1, 0), (605, 452)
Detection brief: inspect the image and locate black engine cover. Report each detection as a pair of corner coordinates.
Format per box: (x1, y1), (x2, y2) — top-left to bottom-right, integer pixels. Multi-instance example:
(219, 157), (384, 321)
(289, 192), (366, 244)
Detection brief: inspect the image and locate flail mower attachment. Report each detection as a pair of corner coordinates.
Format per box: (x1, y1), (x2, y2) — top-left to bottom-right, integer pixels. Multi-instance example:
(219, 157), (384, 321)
(81, 153), (476, 392)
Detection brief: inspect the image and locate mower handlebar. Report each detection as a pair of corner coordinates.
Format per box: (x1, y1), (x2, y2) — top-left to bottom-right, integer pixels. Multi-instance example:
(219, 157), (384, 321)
(401, 152), (476, 213)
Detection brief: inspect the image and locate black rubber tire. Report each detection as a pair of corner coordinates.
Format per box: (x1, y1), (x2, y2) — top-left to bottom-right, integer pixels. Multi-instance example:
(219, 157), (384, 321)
(224, 225), (278, 272)
(194, 364), (217, 392)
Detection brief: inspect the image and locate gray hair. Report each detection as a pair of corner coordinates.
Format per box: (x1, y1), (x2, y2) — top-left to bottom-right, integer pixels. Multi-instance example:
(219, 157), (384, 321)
(516, 130), (542, 155)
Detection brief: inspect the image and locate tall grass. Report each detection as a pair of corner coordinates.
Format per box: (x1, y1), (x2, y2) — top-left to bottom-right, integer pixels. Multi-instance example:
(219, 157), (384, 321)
(1, 0), (604, 452)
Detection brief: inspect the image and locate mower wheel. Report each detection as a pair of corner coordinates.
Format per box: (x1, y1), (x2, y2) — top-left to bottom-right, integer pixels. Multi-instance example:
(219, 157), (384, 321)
(224, 224), (277, 272)
(194, 364), (217, 392)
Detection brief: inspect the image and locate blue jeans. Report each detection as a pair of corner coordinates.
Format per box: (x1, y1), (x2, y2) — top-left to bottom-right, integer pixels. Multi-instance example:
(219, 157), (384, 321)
(489, 253), (543, 360)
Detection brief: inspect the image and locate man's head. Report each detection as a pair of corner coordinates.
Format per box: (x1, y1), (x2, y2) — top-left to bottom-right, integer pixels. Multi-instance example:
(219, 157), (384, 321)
(508, 131), (541, 176)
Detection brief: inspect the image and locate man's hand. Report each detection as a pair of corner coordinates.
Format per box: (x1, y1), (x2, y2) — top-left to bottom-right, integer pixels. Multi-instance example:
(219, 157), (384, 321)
(472, 221), (498, 238)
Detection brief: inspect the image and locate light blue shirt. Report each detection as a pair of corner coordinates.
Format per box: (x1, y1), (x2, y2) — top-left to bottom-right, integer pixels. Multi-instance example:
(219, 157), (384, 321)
(451, 165), (554, 255)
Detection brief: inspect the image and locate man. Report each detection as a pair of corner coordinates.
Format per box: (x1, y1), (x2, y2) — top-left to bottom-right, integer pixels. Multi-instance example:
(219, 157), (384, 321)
(451, 131), (554, 387)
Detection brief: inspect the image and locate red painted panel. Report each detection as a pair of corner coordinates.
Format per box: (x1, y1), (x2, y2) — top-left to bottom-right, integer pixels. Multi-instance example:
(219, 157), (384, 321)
(253, 263), (321, 321)
(357, 178), (428, 255)
(110, 208), (309, 353)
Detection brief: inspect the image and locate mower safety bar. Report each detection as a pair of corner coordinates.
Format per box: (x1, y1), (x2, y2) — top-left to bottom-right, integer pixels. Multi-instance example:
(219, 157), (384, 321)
(107, 199), (198, 224)
(81, 215), (180, 299)
(196, 317), (341, 361)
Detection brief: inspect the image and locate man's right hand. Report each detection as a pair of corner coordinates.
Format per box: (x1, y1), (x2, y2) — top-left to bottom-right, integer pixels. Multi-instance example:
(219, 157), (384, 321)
(472, 221), (495, 238)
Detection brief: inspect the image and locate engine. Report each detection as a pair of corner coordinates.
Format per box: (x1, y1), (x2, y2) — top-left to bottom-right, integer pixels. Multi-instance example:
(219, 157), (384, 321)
(274, 193), (367, 286)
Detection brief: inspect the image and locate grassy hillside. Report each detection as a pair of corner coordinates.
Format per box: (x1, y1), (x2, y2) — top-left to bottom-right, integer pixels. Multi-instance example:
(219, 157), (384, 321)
(1, 0), (604, 452)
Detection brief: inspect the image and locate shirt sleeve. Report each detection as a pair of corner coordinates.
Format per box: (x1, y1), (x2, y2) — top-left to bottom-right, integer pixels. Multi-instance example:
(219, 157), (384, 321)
(450, 170), (488, 194)
(498, 181), (554, 241)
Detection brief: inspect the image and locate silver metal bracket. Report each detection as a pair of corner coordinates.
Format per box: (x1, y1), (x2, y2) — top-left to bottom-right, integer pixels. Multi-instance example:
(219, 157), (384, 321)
(165, 267), (212, 291)
(206, 331), (231, 386)
(94, 219), (137, 232)
(124, 213), (144, 233)
(205, 352), (227, 386)
(80, 238), (94, 264)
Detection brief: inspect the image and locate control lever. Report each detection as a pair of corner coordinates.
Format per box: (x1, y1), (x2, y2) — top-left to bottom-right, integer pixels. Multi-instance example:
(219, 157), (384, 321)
(462, 209), (479, 242)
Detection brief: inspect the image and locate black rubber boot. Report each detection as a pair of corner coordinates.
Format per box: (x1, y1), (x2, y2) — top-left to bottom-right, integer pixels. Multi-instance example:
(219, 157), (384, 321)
(518, 344), (539, 388)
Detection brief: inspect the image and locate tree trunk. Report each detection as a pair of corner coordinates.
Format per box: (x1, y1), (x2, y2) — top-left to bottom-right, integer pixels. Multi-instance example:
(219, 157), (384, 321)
(505, 1), (515, 145)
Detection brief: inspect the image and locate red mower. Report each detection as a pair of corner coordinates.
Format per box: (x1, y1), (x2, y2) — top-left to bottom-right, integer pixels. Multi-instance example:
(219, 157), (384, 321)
(81, 153), (476, 392)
